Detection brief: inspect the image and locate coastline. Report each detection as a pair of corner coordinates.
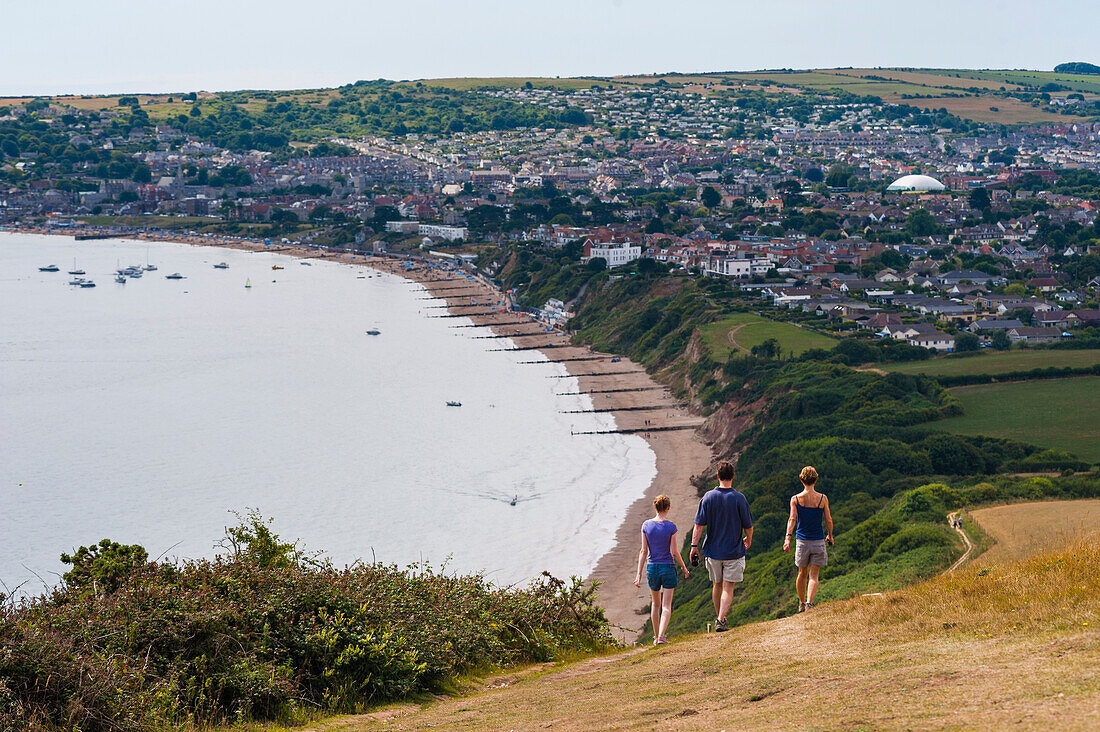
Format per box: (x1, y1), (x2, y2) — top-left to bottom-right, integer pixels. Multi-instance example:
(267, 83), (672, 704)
(6, 226), (712, 642)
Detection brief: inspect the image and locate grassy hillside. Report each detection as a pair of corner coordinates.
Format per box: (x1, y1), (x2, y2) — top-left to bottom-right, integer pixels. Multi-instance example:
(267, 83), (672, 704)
(881, 349), (1100, 377)
(700, 312), (837, 359)
(294, 529), (1100, 731)
(935, 377), (1100, 462)
(972, 499), (1100, 563)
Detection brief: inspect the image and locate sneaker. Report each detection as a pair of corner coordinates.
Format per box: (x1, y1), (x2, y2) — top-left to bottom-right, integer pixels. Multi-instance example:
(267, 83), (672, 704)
(715, 618), (729, 632)
(655, 637), (668, 645)
(798, 601), (805, 613)
(805, 602), (815, 610)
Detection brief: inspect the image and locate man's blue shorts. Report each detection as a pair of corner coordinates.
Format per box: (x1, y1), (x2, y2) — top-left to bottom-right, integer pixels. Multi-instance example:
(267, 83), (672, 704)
(646, 563), (678, 591)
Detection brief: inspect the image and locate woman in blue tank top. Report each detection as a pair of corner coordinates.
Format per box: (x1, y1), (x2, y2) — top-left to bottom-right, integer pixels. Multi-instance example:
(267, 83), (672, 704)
(634, 494), (691, 644)
(782, 466), (834, 612)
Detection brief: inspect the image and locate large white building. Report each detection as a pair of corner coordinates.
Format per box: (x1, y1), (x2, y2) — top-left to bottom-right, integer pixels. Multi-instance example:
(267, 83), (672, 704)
(582, 240), (642, 268)
(418, 223), (468, 241)
(704, 255), (753, 278)
(886, 174), (946, 192)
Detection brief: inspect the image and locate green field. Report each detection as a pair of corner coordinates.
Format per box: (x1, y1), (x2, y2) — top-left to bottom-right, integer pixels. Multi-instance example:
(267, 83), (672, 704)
(80, 215), (223, 229)
(700, 313), (836, 359)
(881, 349), (1100, 377)
(935, 377), (1100, 462)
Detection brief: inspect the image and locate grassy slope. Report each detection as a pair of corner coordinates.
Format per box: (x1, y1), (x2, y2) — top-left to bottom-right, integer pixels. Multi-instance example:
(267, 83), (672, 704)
(971, 499), (1100, 563)
(881, 349), (1100, 377)
(699, 313), (836, 359)
(935, 377), (1100, 462)
(296, 527), (1099, 731)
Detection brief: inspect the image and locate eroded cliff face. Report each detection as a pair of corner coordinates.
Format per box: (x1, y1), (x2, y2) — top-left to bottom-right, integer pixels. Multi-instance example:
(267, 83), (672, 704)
(698, 395), (769, 463)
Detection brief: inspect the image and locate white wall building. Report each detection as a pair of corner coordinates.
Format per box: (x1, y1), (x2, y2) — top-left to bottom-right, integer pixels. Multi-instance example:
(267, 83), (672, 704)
(418, 223), (468, 241)
(583, 240), (642, 268)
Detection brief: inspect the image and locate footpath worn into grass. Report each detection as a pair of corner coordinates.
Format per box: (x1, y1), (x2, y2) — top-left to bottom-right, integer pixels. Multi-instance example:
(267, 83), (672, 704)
(299, 532), (1099, 731)
(700, 313), (836, 359)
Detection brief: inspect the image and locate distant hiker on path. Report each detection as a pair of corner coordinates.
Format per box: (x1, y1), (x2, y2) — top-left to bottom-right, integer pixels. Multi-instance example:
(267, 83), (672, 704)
(783, 466), (833, 612)
(690, 460), (754, 633)
(634, 494), (690, 645)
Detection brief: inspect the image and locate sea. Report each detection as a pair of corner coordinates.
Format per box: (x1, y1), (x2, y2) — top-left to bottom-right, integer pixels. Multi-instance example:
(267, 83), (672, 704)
(0, 232), (656, 595)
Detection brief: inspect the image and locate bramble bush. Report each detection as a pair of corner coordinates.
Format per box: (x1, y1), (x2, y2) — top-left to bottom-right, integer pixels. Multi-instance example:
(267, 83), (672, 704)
(0, 513), (613, 730)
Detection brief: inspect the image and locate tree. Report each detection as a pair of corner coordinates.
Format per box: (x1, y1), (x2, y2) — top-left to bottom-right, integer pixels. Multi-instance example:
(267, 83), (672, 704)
(968, 187), (991, 212)
(954, 332), (980, 352)
(991, 330), (1011, 350)
(905, 209), (939, 237)
(804, 167), (825, 183)
(60, 539), (148, 594)
(585, 256), (607, 272)
(700, 186), (721, 209)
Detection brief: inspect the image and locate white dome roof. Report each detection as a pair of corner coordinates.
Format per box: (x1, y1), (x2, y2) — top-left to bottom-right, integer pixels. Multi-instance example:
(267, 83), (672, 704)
(886, 174), (946, 192)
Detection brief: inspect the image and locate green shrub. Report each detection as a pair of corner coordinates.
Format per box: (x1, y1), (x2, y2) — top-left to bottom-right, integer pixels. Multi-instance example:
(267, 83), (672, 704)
(873, 525), (953, 560)
(0, 517), (613, 730)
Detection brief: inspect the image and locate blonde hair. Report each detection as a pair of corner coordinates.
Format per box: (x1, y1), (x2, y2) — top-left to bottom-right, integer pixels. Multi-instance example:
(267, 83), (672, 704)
(654, 494), (671, 512)
(799, 466), (818, 485)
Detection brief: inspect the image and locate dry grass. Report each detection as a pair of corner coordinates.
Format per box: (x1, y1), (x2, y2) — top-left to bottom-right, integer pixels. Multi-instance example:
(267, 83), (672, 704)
(971, 499), (1100, 564)
(291, 532), (1099, 731)
(883, 95), (1089, 124)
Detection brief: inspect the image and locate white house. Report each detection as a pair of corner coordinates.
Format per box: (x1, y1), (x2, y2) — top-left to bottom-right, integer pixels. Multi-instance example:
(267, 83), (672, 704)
(582, 240), (642, 268)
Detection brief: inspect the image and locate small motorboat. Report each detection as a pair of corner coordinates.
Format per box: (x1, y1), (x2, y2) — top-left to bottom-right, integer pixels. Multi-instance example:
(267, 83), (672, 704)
(144, 264), (157, 271)
(165, 272), (185, 280)
(79, 280), (96, 288)
(213, 262), (229, 269)
(39, 264), (60, 272)
(68, 277), (86, 286)
(365, 329), (381, 336)
(445, 401), (462, 407)
(300, 261), (312, 266)
(115, 274), (126, 284)
(271, 265), (284, 270)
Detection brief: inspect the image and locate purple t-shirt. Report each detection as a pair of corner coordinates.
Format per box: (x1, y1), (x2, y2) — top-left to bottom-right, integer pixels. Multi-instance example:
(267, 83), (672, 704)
(643, 519), (678, 565)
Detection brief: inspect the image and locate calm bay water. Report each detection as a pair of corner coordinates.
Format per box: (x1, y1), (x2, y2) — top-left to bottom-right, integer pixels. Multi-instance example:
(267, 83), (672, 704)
(0, 233), (655, 593)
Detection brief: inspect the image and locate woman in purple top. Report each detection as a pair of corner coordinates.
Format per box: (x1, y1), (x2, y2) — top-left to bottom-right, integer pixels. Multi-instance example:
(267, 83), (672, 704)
(634, 494), (691, 644)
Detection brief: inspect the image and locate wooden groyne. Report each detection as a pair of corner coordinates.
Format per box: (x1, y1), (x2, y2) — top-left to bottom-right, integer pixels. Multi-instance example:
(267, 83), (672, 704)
(517, 356), (610, 364)
(560, 405), (672, 414)
(426, 310), (502, 318)
(488, 343), (573, 352)
(570, 424), (699, 436)
(555, 386), (665, 395)
(547, 370), (645, 378)
(449, 321), (528, 328)
(74, 232), (126, 241)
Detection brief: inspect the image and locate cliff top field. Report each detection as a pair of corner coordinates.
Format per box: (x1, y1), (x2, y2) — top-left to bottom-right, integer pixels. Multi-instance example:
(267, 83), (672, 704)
(935, 377), (1100, 462)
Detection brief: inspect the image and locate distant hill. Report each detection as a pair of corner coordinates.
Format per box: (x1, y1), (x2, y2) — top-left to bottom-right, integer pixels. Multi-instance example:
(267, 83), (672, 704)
(1055, 62), (1100, 75)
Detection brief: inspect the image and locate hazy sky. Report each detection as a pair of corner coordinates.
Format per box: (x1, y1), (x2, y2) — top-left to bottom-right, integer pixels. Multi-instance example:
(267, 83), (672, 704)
(2, 0), (1097, 96)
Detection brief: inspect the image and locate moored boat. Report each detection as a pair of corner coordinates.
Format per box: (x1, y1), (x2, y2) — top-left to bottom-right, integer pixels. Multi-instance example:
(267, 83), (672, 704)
(165, 272), (185, 280)
(213, 262), (229, 269)
(39, 264), (60, 272)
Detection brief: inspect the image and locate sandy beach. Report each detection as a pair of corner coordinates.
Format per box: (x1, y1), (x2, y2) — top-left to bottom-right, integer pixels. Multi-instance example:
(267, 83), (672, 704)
(9, 226), (713, 642)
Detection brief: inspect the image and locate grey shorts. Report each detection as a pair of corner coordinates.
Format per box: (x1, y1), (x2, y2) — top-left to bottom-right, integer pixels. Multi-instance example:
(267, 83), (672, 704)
(705, 556), (745, 583)
(795, 539), (827, 568)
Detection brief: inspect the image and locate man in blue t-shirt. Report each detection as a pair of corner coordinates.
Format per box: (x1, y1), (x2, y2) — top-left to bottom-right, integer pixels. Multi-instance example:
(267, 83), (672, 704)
(689, 460), (754, 632)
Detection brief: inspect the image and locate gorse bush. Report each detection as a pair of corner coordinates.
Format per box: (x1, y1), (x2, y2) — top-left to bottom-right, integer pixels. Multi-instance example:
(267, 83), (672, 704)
(0, 514), (613, 730)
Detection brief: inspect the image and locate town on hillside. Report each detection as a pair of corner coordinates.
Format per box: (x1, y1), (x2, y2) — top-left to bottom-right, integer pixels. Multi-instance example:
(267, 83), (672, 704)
(3, 75), (1100, 351)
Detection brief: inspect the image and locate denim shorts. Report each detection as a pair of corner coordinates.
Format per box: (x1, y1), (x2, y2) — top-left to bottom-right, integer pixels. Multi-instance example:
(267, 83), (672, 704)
(646, 563), (678, 591)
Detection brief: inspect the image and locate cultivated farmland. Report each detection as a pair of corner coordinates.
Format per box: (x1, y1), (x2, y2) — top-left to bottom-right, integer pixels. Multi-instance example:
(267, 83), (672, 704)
(882, 349), (1100, 377)
(935, 377), (1100, 462)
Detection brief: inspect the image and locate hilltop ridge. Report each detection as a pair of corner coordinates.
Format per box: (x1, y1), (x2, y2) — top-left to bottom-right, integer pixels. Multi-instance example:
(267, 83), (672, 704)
(300, 505), (1100, 731)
